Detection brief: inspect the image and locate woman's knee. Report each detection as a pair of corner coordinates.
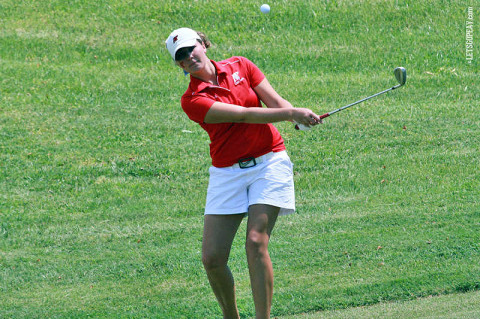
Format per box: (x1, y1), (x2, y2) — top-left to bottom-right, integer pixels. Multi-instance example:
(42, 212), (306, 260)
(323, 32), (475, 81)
(202, 250), (229, 270)
(245, 230), (269, 256)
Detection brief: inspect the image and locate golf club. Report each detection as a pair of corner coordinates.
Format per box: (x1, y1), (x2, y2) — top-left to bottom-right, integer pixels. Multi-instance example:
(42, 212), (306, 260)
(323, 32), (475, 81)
(296, 67), (407, 130)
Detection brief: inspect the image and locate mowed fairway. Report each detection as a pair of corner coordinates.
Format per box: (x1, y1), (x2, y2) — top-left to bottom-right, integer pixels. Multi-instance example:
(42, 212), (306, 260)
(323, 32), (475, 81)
(1, 1), (478, 318)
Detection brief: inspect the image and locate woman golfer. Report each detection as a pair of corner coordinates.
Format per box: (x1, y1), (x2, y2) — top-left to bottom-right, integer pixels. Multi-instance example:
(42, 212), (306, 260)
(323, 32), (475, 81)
(165, 28), (321, 319)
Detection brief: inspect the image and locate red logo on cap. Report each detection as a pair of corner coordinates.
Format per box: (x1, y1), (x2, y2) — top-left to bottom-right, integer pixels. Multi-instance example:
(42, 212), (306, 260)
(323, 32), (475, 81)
(173, 35), (178, 43)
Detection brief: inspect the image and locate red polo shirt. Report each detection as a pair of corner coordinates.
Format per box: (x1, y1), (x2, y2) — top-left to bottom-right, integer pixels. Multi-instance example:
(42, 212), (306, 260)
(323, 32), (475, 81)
(181, 56), (286, 167)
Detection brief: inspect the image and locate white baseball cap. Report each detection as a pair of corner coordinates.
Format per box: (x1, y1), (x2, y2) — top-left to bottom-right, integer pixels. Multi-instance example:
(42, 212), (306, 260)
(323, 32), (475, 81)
(165, 28), (201, 60)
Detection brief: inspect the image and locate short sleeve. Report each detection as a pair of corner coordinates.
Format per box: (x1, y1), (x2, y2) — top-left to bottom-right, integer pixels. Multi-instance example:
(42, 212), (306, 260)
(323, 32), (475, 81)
(241, 57), (265, 88)
(181, 93), (215, 124)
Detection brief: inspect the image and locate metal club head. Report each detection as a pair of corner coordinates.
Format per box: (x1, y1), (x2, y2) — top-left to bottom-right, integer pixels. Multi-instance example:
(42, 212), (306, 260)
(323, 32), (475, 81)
(394, 67), (407, 87)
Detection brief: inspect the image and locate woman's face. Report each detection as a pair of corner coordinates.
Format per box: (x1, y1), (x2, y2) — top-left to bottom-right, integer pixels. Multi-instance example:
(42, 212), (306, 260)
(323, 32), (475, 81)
(175, 42), (208, 74)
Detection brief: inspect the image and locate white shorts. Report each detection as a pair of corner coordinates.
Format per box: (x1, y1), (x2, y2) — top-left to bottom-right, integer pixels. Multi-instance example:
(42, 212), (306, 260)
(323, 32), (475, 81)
(205, 151), (295, 216)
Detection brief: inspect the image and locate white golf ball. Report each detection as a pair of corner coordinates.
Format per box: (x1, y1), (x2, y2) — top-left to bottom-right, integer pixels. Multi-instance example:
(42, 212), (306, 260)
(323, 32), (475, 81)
(260, 4), (270, 14)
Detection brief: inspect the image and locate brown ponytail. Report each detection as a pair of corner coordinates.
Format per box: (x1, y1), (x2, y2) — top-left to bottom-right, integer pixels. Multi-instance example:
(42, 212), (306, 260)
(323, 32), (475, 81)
(196, 31), (211, 48)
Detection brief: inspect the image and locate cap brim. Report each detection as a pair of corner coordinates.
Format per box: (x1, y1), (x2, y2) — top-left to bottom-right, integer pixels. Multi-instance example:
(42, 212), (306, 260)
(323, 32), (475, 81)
(173, 39), (198, 60)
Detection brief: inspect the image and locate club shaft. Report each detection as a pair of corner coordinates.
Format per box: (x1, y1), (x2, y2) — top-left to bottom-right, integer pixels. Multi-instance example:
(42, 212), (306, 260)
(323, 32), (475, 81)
(295, 82), (403, 130)
(328, 84), (400, 116)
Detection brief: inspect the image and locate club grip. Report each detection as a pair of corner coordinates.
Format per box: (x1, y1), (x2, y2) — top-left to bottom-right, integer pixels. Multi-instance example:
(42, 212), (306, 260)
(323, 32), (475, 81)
(295, 123), (310, 131)
(294, 113), (330, 130)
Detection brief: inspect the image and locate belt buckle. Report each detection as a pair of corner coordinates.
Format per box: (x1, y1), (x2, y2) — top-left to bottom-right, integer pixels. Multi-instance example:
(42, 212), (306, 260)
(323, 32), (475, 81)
(238, 157), (256, 169)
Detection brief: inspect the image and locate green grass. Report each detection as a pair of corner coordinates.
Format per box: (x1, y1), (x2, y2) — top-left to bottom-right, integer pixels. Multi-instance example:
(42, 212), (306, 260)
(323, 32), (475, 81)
(1, 0), (479, 318)
(282, 290), (480, 318)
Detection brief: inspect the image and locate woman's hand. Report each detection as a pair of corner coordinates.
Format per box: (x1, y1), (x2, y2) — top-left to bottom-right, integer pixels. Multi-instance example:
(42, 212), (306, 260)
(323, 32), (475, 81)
(291, 108), (322, 129)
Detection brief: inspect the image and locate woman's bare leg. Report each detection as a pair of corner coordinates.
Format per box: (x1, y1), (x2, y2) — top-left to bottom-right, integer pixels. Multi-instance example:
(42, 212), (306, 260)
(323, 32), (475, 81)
(202, 214), (244, 319)
(245, 204), (279, 319)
